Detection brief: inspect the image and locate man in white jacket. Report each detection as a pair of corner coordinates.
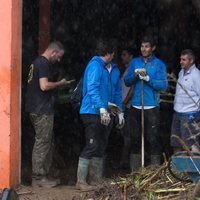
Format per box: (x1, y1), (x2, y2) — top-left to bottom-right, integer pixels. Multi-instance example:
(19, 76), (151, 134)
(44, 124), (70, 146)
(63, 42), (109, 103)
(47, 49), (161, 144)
(171, 49), (200, 153)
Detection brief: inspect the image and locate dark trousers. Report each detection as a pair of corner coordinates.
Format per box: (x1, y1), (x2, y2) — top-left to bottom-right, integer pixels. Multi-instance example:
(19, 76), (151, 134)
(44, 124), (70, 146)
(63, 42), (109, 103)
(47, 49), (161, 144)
(80, 114), (113, 159)
(130, 107), (161, 155)
(119, 108), (132, 164)
(160, 104), (173, 158)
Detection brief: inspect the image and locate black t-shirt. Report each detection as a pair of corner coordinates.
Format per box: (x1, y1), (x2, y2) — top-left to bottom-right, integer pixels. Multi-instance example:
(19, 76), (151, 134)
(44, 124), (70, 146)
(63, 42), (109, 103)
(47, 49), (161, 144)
(25, 56), (55, 115)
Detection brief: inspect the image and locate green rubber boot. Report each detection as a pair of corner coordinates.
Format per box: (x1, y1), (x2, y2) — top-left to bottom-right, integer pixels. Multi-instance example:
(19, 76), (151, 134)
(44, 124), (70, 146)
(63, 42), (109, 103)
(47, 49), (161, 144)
(88, 157), (104, 186)
(76, 157), (96, 191)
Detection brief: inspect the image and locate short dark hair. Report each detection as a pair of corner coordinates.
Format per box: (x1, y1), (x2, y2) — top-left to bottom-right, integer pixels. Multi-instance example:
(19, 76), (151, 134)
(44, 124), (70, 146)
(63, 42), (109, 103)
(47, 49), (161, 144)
(122, 47), (134, 55)
(181, 49), (195, 62)
(141, 36), (155, 47)
(95, 39), (115, 56)
(48, 41), (64, 52)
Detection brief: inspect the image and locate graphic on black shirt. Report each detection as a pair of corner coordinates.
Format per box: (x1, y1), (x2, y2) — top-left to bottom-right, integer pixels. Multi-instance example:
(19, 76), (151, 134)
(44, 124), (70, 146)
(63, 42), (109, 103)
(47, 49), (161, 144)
(25, 56), (54, 115)
(27, 64), (34, 83)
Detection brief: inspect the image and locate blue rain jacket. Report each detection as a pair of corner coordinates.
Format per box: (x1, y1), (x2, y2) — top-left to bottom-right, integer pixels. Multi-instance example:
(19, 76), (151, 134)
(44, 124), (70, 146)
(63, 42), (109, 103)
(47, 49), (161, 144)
(124, 55), (168, 106)
(80, 56), (122, 115)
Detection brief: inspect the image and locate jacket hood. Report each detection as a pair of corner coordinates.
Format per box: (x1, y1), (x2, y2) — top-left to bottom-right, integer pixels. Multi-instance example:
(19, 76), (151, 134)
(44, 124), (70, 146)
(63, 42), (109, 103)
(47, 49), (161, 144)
(91, 56), (106, 66)
(90, 56), (117, 71)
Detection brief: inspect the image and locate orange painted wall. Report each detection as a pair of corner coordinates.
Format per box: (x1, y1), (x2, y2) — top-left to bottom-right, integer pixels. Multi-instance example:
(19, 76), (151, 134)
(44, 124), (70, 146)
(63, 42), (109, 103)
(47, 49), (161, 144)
(0, 0), (22, 188)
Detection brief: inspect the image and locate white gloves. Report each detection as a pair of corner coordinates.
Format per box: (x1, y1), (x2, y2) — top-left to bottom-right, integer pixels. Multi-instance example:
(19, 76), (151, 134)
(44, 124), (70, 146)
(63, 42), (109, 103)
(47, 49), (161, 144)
(139, 74), (150, 81)
(107, 102), (125, 128)
(135, 68), (150, 82)
(135, 68), (147, 76)
(116, 112), (125, 129)
(100, 105), (125, 128)
(108, 102), (121, 116)
(100, 108), (111, 126)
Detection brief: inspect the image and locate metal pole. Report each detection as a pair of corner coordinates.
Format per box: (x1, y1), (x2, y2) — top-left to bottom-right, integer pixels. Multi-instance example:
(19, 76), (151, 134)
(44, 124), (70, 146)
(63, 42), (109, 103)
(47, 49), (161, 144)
(141, 79), (144, 167)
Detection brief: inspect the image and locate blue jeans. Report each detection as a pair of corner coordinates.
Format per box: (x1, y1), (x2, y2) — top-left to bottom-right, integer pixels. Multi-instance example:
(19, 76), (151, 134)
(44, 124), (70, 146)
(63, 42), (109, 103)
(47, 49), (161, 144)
(171, 112), (200, 148)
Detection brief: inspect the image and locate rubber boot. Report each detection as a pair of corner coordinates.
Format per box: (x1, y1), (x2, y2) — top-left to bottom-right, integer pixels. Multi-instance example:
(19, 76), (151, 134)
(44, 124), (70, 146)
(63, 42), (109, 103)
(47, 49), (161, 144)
(76, 157), (96, 191)
(150, 155), (161, 166)
(32, 176), (60, 188)
(130, 154), (141, 172)
(88, 157), (104, 186)
(193, 182), (200, 198)
(191, 144), (200, 152)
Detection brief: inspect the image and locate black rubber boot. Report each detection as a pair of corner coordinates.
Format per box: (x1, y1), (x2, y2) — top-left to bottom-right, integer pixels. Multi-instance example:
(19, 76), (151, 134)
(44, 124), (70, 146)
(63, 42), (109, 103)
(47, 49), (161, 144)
(130, 154), (141, 172)
(151, 155), (161, 166)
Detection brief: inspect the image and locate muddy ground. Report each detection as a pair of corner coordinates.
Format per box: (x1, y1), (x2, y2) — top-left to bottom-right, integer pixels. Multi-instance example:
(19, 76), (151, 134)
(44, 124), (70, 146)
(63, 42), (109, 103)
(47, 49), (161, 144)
(18, 185), (79, 200)
(20, 103), (174, 200)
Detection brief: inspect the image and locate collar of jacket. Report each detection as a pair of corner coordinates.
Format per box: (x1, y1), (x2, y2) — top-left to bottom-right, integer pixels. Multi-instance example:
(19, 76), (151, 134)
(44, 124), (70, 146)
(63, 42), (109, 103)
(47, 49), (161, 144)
(183, 64), (196, 75)
(140, 54), (156, 63)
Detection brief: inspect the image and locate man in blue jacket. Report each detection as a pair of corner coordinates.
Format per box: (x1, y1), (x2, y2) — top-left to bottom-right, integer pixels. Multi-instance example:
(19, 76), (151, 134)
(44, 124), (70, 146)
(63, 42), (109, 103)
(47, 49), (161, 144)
(76, 40), (125, 191)
(124, 36), (168, 171)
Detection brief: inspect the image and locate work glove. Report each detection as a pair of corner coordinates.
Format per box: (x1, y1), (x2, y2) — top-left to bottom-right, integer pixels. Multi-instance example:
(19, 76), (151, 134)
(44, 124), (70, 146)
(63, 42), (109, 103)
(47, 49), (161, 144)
(108, 102), (121, 116)
(138, 74), (150, 82)
(135, 68), (147, 76)
(100, 108), (111, 126)
(116, 112), (125, 129)
(135, 68), (150, 82)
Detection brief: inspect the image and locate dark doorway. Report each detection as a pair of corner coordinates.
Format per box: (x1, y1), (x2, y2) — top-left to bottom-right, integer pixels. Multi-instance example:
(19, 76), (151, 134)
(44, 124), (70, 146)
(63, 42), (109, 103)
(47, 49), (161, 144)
(21, 0), (200, 185)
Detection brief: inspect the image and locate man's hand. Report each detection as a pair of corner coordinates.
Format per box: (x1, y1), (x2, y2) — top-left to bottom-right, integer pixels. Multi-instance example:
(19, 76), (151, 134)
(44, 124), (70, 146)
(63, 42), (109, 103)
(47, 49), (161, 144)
(135, 68), (147, 76)
(138, 74), (150, 82)
(100, 108), (111, 126)
(108, 102), (121, 116)
(67, 79), (76, 84)
(59, 78), (68, 85)
(116, 112), (125, 129)
(60, 79), (76, 86)
(134, 68), (149, 82)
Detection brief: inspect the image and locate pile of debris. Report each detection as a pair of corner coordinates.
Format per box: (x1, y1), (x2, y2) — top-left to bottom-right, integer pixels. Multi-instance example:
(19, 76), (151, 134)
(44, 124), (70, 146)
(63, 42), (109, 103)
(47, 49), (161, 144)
(73, 163), (194, 200)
